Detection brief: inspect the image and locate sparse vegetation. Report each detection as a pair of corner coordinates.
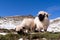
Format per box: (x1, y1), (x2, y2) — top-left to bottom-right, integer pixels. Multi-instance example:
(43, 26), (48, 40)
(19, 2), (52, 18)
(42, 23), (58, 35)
(0, 29), (16, 33)
(0, 32), (60, 40)
(0, 33), (21, 40)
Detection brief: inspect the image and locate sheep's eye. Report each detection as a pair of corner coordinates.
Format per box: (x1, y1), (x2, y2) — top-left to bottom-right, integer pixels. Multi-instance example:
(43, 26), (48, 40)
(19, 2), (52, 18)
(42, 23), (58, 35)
(23, 27), (25, 29)
(46, 15), (48, 17)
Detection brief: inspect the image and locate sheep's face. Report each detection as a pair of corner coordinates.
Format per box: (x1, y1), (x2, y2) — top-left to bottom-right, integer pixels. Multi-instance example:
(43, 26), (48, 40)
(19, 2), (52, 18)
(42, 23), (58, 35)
(38, 11), (48, 21)
(17, 29), (23, 34)
(16, 27), (29, 34)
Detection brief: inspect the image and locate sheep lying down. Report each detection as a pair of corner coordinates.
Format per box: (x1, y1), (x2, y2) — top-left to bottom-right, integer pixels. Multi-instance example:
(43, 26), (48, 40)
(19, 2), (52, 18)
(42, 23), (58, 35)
(15, 18), (36, 34)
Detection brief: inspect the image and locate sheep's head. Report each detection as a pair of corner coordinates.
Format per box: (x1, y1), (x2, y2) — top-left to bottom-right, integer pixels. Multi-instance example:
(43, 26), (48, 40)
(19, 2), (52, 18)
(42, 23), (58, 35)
(37, 11), (49, 21)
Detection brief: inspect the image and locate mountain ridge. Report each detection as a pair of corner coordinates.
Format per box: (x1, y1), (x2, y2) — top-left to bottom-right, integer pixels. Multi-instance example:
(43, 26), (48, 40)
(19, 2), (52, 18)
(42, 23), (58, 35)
(0, 15), (60, 32)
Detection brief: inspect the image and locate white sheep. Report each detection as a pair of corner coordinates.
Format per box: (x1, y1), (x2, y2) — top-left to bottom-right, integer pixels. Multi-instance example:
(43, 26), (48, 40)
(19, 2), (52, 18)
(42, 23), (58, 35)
(15, 18), (35, 33)
(34, 11), (49, 32)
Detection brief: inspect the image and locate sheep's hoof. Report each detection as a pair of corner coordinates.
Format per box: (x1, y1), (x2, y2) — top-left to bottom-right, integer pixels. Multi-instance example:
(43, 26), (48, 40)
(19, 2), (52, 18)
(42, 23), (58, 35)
(44, 30), (47, 32)
(34, 30), (39, 32)
(40, 30), (43, 32)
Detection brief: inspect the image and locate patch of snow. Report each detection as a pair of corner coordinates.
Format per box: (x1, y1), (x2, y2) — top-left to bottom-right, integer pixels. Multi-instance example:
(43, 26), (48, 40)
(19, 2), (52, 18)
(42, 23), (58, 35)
(0, 33), (7, 35)
(47, 17), (60, 32)
(19, 38), (23, 40)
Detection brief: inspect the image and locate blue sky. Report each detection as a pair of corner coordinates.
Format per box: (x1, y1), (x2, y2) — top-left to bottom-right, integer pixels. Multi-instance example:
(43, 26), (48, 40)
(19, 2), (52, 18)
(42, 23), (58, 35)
(0, 0), (60, 19)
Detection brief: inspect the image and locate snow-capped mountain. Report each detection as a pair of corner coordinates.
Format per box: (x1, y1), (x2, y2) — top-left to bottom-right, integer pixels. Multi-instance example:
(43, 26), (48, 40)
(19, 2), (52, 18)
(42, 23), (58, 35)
(0, 15), (34, 29)
(0, 16), (60, 32)
(47, 17), (60, 32)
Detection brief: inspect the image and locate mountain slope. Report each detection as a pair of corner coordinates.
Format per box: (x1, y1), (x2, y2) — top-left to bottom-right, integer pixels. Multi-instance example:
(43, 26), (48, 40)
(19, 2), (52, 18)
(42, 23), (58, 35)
(47, 17), (60, 32)
(0, 16), (60, 32)
(0, 15), (34, 29)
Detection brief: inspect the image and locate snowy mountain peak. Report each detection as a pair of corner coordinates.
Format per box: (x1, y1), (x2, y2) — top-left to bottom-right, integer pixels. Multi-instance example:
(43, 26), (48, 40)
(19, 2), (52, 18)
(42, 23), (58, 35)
(47, 17), (60, 32)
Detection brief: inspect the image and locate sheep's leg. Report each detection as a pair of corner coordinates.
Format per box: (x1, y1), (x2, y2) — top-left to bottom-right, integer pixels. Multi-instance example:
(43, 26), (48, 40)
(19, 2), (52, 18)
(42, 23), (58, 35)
(40, 28), (43, 32)
(29, 27), (33, 33)
(44, 29), (47, 32)
(27, 27), (31, 33)
(33, 25), (36, 32)
(31, 28), (32, 33)
(34, 25), (39, 32)
(44, 27), (47, 32)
